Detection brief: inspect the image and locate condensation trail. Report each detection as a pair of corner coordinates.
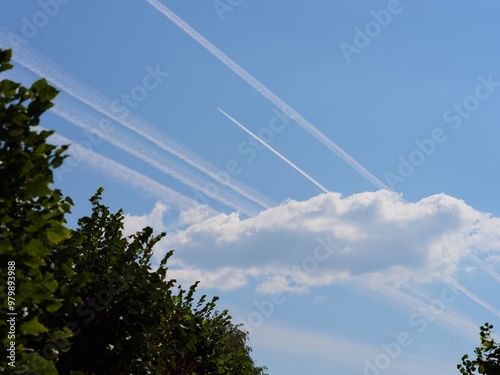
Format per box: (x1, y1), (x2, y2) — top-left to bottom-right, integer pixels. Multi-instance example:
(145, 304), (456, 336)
(0, 29), (276, 210)
(54, 100), (262, 216)
(466, 252), (500, 284)
(219, 108), (329, 194)
(5, 67), (263, 216)
(47, 132), (214, 213)
(146, 0), (390, 191)
(374, 282), (478, 339)
(449, 279), (500, 319)
(143, 2), (500, 321)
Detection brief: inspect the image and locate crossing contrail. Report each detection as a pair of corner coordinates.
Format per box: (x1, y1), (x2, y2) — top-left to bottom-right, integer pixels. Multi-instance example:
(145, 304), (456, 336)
(47, 132), (213, 213)
(146, 0), (390, 191)
(219, 108), (329, 194)
(4, 67), (264, 216)
(54, 99), (263, 216)
(0, 28), (276, 211)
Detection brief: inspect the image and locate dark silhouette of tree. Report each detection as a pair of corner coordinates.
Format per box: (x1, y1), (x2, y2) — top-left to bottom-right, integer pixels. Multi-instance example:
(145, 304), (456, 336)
(1, 48), (267, 375)
(458, 323), (500, 375)
(0, 48), (86, 374)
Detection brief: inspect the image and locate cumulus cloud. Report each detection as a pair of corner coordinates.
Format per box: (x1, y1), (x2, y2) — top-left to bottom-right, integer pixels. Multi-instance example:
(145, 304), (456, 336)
(147, 191), (499, 293)
(123, 201), (168, 236)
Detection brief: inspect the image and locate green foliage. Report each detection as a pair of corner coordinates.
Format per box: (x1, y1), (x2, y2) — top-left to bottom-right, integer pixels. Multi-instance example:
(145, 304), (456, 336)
(55, 189), (174, 373)
(56, 190), (268, 374)
(157, 283), (268, 374)
(458, 323), (500, 375)
(1, 48), (267, 374)
(0, 48), (86, 374)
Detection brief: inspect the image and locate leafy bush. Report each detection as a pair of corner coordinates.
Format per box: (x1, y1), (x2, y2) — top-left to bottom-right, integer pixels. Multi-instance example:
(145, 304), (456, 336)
(0, 48), (267, 375)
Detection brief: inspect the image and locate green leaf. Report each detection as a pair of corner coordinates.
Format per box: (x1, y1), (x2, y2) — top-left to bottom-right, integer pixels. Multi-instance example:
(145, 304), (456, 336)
(9, 126), (25, 137)
(0, 49), (13, 72)
(24, 256), (44, 268)
(32, 78), (59, 101)
(21, 317), (49, 336)
(0, 239), (14, 252)
(25, 176), (51, 197)
(24, 352), (59, 375)
(46, 226), (70, 243)
(46, 300), (62, 313)
(42, 273), (58, 292)
(26, 238), (46, 256)
(61, 263), (77, 278)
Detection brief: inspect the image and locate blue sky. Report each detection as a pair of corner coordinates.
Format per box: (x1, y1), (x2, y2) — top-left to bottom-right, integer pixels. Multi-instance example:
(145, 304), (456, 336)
(2, 1), (500, 374)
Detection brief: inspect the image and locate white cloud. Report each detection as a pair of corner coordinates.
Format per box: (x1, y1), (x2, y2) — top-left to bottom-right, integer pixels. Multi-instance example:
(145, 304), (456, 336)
(147, 191), (500, 293)
(167, 267), (251, 291)
(123, 201), (168, 236)
(176, 205), (218, 226)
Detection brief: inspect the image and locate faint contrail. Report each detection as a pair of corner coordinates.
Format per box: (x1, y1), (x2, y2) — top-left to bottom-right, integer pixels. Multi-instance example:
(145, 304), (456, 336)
(374, 282), (478, 340)
(55, 100), (262, 216)
(466, 252), (500, 284)
(219, 108), (329, 194)
(5, 67), (264, 216)
(449, 279), (500, 319)
(0, 29), (276, 210)
(47, 132), (214, 213)
(146, 0), (390, 191)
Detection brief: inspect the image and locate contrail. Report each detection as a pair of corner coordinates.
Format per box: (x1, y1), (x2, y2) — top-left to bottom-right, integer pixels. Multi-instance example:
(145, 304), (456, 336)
(0, 29), (276, 210)
(374, 282), (478, 340)
(5, 68), (262, 216)
(146, 0), (390, 191)
(219, 108), (329, 194)
(448, 279), (500, 319)
(466, 252), (500, 284)
(53, 99), (262, 216)
(47, 132), (214, 213)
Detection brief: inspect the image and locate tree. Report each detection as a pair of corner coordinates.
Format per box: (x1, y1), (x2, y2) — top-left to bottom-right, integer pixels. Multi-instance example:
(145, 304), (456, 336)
(0, 48), (89, 374)
(1, 48), (267, 374)
(458, 323), (500, 375)
(56, 189), (268, 374)
(156, 282), (268, 374)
